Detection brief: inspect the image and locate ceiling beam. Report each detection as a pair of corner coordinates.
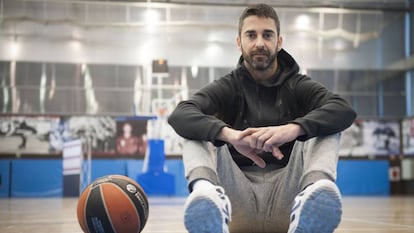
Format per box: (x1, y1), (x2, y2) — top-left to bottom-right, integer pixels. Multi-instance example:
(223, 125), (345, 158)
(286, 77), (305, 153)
(18, 0), (410, 12)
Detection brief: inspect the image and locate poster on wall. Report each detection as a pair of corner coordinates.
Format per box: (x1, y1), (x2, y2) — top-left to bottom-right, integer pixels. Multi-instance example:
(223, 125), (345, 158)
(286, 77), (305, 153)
(50, 116), (117, 156)
(0, 116), (59, 155)
(115, 117), (149, 157)
(0, 115), (155, 158)
(364, 119), (400, 156)
(146, 117), (183, 156)
(339, 120), (364, 157)
(401, 118), (414, 156)
(339, 119), (400, 157)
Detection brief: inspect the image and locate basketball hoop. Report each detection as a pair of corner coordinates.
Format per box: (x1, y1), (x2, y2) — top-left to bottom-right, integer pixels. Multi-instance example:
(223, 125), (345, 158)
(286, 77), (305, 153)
(156, 107), (169, 117)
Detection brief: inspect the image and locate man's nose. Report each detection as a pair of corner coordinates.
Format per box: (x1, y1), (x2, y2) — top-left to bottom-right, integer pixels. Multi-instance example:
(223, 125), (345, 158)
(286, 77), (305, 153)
(255, 36), (265, 48)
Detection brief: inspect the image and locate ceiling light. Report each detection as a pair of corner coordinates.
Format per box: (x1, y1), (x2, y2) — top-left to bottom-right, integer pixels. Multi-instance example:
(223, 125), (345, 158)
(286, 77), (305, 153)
(10, 37), (20, 59)
(295, 14), (311, 30)
(145, 9), (160, 32)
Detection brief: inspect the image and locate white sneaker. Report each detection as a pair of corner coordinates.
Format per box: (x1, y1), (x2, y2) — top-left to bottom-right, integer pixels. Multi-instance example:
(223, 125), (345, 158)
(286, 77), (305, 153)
(184, 186), (232, 233)
(287, 179), (342, 233)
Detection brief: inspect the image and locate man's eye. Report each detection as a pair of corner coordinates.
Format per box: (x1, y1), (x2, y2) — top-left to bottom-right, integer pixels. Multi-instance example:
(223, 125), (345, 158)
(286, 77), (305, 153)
(247, 33), (256, 39)
(263, 33), (274, 39)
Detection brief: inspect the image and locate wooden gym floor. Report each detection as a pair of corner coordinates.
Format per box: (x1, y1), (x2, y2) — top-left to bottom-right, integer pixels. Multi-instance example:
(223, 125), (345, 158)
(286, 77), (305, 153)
(0, 196), (413, 233)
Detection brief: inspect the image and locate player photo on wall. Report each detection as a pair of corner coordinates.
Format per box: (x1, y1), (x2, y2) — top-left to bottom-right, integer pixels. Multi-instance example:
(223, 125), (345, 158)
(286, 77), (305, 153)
(339, 120), (364, 157)
(115, 117), (148, 157)
(401, 117), (414, 156)
(49, 116), (117, 156)
(0, 116), (58, 155)
(339, 119), (400, 157)
(363, 119), (400, 156)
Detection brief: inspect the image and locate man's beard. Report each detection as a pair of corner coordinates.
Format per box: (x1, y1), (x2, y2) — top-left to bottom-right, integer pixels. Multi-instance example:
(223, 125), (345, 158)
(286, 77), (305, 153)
(242, 46), (278, 71)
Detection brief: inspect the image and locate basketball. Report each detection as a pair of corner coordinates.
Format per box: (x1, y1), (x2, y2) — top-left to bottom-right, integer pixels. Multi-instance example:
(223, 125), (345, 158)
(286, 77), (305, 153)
(77, 175), (149, 233)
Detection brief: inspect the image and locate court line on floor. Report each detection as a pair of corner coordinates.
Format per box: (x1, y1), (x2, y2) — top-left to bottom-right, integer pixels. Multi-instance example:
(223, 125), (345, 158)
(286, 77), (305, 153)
(342, 217), (414, 229)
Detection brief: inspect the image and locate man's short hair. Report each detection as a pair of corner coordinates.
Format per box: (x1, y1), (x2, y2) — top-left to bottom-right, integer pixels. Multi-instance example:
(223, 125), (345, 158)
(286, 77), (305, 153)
(238, 3), (280, 36)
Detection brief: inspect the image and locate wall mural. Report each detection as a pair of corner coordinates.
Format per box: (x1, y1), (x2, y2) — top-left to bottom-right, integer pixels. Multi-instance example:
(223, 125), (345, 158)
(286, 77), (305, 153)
(0, 116), (58, 155)
(1, 115), (409, 158)
(50, 116), (118, 156)
(0, 115), (152, 157)
(339, 119), (401, 157)
(402, 118), (414, 156)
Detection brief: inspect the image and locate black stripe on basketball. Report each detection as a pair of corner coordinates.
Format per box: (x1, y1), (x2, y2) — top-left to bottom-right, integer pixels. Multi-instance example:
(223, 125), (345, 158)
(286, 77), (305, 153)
(105, 177), (149, 231)
(85, 185), (115, 233)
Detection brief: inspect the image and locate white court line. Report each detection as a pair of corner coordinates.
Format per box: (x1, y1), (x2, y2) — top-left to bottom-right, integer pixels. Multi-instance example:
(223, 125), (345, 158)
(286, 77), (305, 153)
(342, 217), (414, 229)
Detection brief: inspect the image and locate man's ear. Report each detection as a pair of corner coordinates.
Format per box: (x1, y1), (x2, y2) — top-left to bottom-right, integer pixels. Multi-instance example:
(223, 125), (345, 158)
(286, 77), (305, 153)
(236, 36), (242, 50)
(277, 36), (283, 52)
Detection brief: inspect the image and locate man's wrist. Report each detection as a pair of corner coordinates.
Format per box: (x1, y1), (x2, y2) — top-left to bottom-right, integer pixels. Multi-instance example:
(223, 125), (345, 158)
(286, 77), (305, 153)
(290, 123), (305, 137)
(217, 126), (232, 142)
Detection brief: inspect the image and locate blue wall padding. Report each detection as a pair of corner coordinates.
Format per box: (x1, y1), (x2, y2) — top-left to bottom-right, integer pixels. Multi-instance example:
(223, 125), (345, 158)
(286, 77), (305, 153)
(11, 159), (62, 197)
(7, 158), (187, 197)
(146, 140), (166, 173)
(126, 159), (144, 179)
(77, 159), (130, 192)
(136, 140), (175, 196)
(89, 159), (128, 181)
(0, 160), (11, 197)
(164, 160), (189, 196)
(127, 159), (188, 196)
(337, 160), (389, 196)
(2, 159), (390, 197)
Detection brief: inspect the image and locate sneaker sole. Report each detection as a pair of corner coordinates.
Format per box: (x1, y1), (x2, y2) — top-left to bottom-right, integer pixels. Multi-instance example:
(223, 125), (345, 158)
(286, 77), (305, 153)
(184, 197), (224, 233)
(293, 185), (342, 233)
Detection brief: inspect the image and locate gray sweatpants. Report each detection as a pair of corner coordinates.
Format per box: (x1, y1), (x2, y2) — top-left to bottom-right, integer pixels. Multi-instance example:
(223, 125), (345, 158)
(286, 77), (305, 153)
(182, 134), (341, 233)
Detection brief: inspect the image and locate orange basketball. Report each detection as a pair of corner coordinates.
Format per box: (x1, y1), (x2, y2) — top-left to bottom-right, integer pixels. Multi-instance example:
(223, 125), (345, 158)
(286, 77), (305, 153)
(77, 175), (149, 233)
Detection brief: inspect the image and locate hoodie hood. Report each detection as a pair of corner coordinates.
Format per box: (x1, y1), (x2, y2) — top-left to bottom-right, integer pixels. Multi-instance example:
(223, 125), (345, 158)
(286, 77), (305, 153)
(237, 48), (300, 87)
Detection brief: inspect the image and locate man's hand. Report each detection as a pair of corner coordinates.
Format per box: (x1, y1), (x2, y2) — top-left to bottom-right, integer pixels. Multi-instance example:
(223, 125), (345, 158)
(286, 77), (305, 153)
(217, 127), (266, 168)
(238, 124), (304, 159)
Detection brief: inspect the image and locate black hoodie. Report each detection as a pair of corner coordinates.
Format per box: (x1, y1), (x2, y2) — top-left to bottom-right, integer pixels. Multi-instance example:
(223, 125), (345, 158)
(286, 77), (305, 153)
(168, 49), (357, 167)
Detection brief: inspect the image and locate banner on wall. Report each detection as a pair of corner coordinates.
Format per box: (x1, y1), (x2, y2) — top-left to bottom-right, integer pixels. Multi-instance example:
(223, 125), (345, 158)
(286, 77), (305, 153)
(0, 116), (59, 154)
(62, 139), (82, 196)
(115, 116), (150, 157)
(339, 120), (364, 157)
(402, 118), (414, 156)
(55, 116), (151, 157)
(339, 119), (400, 157)
(0, 113), (209, 158)
(0, 115), (153, 158)
(1, 115), (409, 158)
(147, 117), (183, 156)
(62, 140), (82, 175)
(365, 120), (400, 156)
(55, 116), (117, 156)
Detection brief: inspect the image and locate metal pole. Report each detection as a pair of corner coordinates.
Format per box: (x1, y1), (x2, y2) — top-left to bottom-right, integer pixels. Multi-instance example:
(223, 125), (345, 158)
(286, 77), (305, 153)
(10, 61), (17, 113)
(87, 137), (92, 185)
(378, 78), (384, 117)
(405, 0), (413, 116)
